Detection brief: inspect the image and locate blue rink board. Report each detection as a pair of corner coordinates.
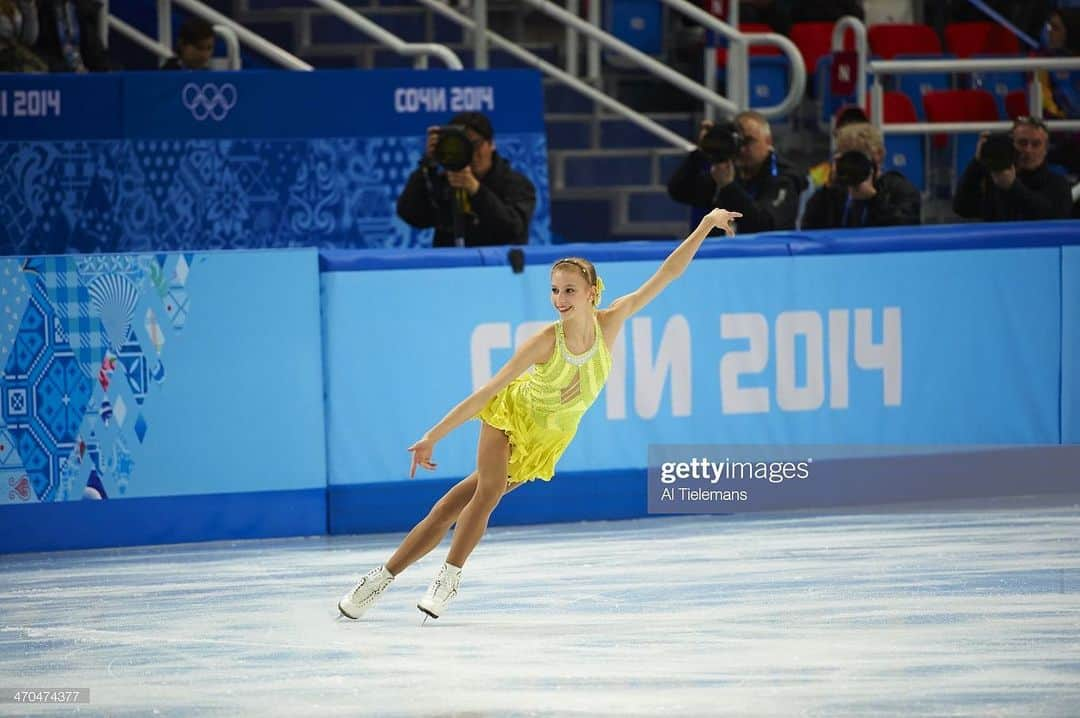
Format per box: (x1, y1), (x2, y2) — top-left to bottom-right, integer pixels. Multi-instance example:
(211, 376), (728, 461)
(324, 222), (1080, 536)
(1065, 246), (1080, 443)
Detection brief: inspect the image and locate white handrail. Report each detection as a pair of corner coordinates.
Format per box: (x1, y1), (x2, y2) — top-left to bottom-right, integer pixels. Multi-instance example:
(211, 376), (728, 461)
(831, 16), (1080, 136)
(306, 0), (462, 70)
(664, 0), (807, 119)
(165, 0), (312, 69)
(519, 0), (738, 116)
(872, 56), (1080, 75)
(833, 15), (868, 112)
(214, 25), (241, 71)
(473, 0), (488, 69)
(105, 15), (242, 70)
(876, 120), (1080, 134)
(107, 15), (173, 59)
(415, 0), (694, 152)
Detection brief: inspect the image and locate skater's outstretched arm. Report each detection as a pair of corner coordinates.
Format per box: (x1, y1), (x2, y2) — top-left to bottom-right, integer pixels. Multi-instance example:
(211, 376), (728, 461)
(407, 324), (556, 477)
(604, 208), (740, 324)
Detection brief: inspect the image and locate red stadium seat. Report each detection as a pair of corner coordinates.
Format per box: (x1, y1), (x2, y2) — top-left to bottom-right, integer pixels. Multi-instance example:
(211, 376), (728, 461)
(868, 24), (942, 59)
(791, 21), (853, 77)
(923, 88), (1000, 147)
(861, 90), (919, 123)
(944, 21), (1022, 58)
(1004, 89), (1031, 119)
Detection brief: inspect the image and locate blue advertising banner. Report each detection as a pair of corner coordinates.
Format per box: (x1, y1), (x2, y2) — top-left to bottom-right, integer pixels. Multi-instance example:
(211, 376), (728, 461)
(0, 75), (122, 139)
(323, 247), (1061, 488)
(0, 248), (327, 550)
(0, 70), (550, 253)
(1064, 246), (1080, 443)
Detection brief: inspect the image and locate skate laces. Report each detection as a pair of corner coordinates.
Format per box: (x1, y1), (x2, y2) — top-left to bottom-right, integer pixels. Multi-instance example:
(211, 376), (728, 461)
(351, 567), (391, 602)
(429, 566), (459, 601)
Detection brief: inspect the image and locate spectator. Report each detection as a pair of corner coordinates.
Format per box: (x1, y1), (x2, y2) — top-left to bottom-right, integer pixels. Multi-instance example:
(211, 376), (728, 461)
(1041, 8), (1080, 119)
(809, 105), (870, 190)
(0, 0), (46, 72)
(801, 122), (921, 229)
(34, 0), (110, 72)
(667, 110), (807, 234)
(397, 112), (536, 247)
(953, 117), (1072, 221)
(161, 18), (214, 70)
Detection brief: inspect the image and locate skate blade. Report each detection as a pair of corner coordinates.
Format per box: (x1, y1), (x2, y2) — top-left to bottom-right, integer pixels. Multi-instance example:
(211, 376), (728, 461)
(417, 604), (439, 620)
(337, 602), (359, 620)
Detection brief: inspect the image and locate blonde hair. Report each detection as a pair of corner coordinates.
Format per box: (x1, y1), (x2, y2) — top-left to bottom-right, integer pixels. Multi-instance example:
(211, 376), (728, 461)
(551, 257), (603, 306)
(835, 122), (885, 162)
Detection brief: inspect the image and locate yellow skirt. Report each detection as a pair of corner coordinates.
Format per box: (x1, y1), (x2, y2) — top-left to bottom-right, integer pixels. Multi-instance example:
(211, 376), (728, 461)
(476, 377), (577, 486)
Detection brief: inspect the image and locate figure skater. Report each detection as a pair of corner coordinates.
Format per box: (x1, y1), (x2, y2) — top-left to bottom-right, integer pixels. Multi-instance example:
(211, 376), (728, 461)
(338, 207), (742, 620)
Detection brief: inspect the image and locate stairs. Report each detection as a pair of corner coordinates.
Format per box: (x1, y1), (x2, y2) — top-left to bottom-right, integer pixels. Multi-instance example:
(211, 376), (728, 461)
(227, 0), (700, 242)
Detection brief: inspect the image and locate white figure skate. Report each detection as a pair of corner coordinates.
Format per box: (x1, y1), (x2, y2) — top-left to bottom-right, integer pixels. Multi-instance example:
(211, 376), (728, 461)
(338, 565), (394, 619)
(417, 562), (461, 620)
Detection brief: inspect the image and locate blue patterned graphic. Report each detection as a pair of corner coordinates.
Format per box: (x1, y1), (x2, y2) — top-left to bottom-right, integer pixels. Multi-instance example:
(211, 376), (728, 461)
(0, 135), (552, 254)
(0, 254), (197, 503)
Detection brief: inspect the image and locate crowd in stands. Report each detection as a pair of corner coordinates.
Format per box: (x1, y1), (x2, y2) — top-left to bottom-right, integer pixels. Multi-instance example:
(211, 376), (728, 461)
(0, 6), (213, 72)
(3, 0), (1080, 242)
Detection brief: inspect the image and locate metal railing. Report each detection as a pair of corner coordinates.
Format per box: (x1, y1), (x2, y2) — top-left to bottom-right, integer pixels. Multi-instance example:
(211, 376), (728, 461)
(674, 0), (806, 120)
(136, 0), (462, 71)
(304, 0), (462, 69)
(520, 0), (738, 118)
(415, 0), (695, 151)
(106, 14), (242, 70)
(153, 0), (312, 69)
(422, 0), (806, 150)
(831, 17), (1080, 135)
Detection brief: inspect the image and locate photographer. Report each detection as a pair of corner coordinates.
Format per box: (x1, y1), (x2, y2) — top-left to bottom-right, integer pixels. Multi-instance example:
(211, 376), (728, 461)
(666, 111), (806, 235)
(396, 112), (536, 247)
(953, 117), (1072, 222)
(801, 122), (921, 229)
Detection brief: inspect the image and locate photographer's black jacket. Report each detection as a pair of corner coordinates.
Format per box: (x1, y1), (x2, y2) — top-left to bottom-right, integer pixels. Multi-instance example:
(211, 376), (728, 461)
(666, 150), (807, 234)
(800, 171), (921, 229)
(396, 151), (536, 247)
(953, 160), (1072, 222)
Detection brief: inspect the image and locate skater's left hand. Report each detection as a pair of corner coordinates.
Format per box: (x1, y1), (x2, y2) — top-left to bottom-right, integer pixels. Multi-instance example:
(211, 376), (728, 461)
(704, 208), (742, 237)
(408, 436), (438, 478)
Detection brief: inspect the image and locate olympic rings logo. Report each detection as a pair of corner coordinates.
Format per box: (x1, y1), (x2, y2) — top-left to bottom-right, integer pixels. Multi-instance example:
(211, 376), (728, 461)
(181, 83), (238, 121)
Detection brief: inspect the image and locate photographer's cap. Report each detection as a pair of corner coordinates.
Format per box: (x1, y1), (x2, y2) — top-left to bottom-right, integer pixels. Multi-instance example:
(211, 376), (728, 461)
(450, 112), (494, 141)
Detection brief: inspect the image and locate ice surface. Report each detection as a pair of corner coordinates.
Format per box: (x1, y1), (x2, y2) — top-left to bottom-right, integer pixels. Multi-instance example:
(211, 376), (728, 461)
(1, 497), (1079, 716)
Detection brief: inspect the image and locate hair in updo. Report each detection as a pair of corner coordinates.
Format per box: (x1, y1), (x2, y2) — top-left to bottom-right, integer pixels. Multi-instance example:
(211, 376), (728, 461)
(551, 257), (596, 285)
(551, 257), (602, 306)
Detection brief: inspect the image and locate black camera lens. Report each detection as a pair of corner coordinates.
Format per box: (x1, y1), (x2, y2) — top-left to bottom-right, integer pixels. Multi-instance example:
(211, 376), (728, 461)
(834, 150), (875, 187)
(699, 122), (743, 164)
(979, 133), (1016, 173)
(433, 125), (474, 171)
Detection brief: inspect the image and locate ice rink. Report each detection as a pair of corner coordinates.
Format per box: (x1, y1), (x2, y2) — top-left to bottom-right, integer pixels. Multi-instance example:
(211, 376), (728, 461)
(2, 496), (1079, 716)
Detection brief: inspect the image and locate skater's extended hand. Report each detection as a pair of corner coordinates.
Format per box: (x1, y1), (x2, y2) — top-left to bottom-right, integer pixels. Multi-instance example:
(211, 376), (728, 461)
(704, 208), (742, 237)
(408, 436), (438, 478)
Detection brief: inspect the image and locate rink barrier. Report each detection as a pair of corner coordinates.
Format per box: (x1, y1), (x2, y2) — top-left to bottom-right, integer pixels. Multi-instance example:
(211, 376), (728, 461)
(1, 221), (1079, 552)
(0, 249), (328, 553)
(323, 220), (1080, 536)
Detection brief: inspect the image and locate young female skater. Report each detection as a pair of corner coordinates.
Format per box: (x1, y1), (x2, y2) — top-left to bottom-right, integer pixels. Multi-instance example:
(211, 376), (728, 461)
(338, 207), (742, 620)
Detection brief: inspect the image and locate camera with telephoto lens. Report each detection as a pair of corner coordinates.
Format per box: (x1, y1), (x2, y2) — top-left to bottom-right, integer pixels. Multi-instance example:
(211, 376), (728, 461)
(698, 121), (746, 164)
(432, 125), (474, 171)
(834, 150), (875, 187)
(979, 133), (1017, 172)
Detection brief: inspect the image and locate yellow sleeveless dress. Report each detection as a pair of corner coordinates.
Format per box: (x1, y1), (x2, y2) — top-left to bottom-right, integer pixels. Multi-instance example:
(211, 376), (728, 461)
(477, 314), (613, 485)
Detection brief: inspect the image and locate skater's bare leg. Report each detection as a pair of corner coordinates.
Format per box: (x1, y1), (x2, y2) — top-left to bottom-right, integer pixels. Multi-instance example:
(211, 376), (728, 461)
(445, 422), (510, 568)
(385, 472), (478, 575)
